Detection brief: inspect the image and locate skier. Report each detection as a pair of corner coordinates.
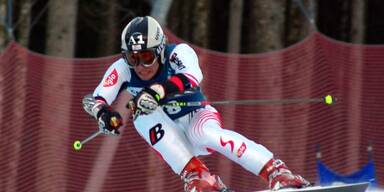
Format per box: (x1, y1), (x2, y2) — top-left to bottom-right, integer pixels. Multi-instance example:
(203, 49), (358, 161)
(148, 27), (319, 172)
(82, 16), (311, 192)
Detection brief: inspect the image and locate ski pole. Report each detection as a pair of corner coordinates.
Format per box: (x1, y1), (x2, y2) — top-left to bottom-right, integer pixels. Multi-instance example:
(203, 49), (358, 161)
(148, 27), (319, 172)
(73, 116), (121, 151)
(73, 130), (103, 151)
(162, 95), (336, 107)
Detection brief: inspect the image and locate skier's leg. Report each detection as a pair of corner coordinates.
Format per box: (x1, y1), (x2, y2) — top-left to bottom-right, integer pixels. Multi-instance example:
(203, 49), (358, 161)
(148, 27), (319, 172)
(186, 106), (273, 174)
(186, 106), (310, 190)
(133, 108), (229, 192)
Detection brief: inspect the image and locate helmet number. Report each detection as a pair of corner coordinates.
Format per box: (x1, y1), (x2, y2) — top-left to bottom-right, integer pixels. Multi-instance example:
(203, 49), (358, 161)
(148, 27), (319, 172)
(130, 34), (145, 45)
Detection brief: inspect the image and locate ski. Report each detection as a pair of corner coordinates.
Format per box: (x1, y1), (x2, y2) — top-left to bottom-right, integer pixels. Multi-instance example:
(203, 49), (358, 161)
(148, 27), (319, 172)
(256, 182), (369, 192)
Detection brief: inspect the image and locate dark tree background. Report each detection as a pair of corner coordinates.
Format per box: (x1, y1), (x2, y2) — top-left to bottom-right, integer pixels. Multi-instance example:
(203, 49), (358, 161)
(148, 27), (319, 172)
(1, 0), (384, 56)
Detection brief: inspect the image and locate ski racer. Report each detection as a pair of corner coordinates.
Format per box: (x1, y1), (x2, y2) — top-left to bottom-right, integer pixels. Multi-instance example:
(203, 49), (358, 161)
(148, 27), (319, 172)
(82, 16), (311, 192)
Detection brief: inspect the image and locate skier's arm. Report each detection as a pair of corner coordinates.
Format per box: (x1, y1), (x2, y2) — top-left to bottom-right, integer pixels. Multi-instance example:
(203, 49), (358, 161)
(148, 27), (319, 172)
(149, 43), (203, 99)
(82, 59), (130, 133)
(92, 59), (131, 105)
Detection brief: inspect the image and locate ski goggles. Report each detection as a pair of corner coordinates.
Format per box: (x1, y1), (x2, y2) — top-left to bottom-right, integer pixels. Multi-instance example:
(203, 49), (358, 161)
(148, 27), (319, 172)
(123, 48), (158, 68)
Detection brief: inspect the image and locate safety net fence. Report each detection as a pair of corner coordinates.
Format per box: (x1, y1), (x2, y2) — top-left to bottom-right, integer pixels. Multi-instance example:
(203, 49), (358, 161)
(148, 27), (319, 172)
(0, 31), (383, 192)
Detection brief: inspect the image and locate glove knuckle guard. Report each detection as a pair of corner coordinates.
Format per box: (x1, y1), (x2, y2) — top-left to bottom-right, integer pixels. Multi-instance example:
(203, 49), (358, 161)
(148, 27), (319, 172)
(82, 94), (97, 116)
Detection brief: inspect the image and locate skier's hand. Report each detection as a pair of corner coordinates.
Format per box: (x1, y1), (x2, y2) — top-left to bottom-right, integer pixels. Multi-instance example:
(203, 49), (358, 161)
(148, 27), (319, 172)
(97, 106), (123, 136)
(133, 87), (161, 115)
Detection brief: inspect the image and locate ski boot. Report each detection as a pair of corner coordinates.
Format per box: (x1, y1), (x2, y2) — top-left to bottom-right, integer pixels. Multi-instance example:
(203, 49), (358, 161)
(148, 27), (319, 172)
(181, 157), (231, 192)
(259, 159), (311, 190)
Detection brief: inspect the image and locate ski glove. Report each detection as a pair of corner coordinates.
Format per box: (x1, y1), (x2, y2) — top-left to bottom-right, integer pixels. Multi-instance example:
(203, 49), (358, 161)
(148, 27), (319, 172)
(132, 86), (162, 115)
(97, 105), (123, 136)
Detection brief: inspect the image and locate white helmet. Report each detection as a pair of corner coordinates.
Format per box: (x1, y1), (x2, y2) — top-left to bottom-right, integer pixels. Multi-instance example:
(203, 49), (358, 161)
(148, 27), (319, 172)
(121, 16), (166, 67)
